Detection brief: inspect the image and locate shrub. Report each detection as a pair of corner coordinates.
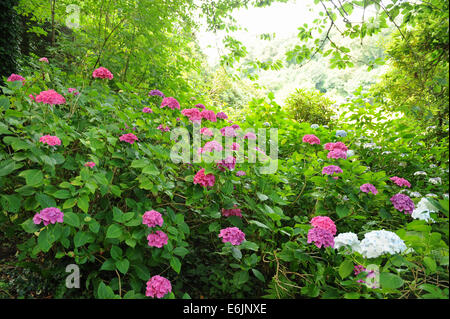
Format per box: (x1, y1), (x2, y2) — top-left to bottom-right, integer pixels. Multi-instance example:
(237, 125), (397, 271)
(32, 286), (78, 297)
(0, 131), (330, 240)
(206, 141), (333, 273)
(284, 88), (334, 125)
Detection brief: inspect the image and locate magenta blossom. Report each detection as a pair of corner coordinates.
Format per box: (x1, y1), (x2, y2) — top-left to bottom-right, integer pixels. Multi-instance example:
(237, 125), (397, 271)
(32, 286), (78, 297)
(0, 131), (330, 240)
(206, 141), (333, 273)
(327, 149), (347, 159)
(181, 108), (202, 123)
(157, 124), (170, 132)
(35, 89), (66, 105)
(200, 127), (214, 137)
(217, 156), (236, 171)
(216, 112), (228, 119)
(307, 227), (335, 248)
(236, 170), (246, 177)
(142, 107), (153, 113)
(68, 88), (79, 95)
(148, 89), (164, 97)
(222, 206), (242, 218)
(322, 165), (343, 176)
(310, 216), (337, 235)
(193, 168), (215, 187)
(302, 134), (321, 145)
(200, 110), (217, 122)
(142, 210), (164, 228)
(119, 133), (138, 144)
(147, 231), (168, 248)
(7, 73), (25, 85)
(199, 140), (223, 153)
(39, 135), (61, 146)
(324, 142), (348, 152)
(390, 193), (415, 214)
(146, 275), (172, 299)
(161, 97), (180, 110)
(360, 183), (378, 195)
(195, 103), (206, 110)
(243, 132), (257, 140)
(220, 126), (238, 137)
(84, 161), (96, 168)
(39, 57), (49, 63)
(92, 67), (113, 79)
(33, 207), (64, 226)
(390, 176), (411, 188)
(219, 227), (245, 245)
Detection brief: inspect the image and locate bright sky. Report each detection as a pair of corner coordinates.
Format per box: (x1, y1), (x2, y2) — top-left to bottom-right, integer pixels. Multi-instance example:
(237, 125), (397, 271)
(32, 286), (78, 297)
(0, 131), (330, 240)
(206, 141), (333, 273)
(197, 0), (318, 65)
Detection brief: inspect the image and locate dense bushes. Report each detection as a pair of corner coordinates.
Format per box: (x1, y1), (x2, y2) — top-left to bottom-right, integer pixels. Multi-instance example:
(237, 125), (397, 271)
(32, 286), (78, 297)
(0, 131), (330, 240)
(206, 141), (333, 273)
(284, 88), (335, 125)
(0, 58), (449, 299)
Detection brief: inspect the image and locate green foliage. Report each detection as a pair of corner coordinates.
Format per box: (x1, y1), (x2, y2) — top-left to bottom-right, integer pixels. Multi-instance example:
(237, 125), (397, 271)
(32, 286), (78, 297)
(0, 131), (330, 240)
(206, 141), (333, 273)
(0, 0), (20, 84)
(284, 88), (334, 125)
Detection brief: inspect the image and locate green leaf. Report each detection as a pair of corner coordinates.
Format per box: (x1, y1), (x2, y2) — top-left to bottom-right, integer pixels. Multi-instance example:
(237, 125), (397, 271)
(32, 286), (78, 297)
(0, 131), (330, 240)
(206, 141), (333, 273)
(256, 193), (269, 201)
(20, 169), (43, 187)
(64, 212), (81, 228)
(35, 193), (57, 208)
(233, 270), (249, 286)
(336, 205), (350, 218)
(251, 269), (265, 282)
(38, 228), (53, 252)
(21, 218), (39, 234)
(170, 256), (182, 273)
(116, 259), (130, 274)
(53, 190), (71, 199)
(63, 198), (77, 209)
(97, 282), (115, 299)
(106, 224), (123, 239)
(339, 259), (354, 279)
(74, 231), (91, 248)
(173, 247), (189, 258)
(231, 247), (242, 260)
(77, 195), (89, 213)
(110, 245), (123, 260)
(380, 272), (404, 289)
(423, 256), (437, 274)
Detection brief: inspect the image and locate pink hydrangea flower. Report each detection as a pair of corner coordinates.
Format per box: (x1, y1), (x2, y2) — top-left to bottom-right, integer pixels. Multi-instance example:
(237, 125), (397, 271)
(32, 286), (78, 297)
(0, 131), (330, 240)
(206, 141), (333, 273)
(218, 227), (245, 245)
(217, 156), (236, 171)
(92, 67), (113, 79)
(243, 132), (257, 140)
(216, 112), (228, 119)
(146, 275), (172, 298)
(200, 127), (214, 137)
(310, 216), (337, 235)
(390, 193), (415, 214)
(327, 149), (347, 159)
(195, 103), (206, 110)
(199, 140), (223, 153)
(68, 88), (79, 95)
(230, 142), (240, 151)
(161, 97), (180, 109)
(39, 135), (61, 146)
(231, 124), (240, 130)
(39, 57), (49, 63)
(142, 210), (164, 228)
(7, 73), (25, 85)
(390, 176), (411, 188)
(119, 133), (138, 144)
(236, 170), (246, 177)
(181, 108), (202, 123)
(200, 110), (217, 122)
(324, 142), (348, 152)
(302, 134), (321, 145)
(322, 165), (343, 176)
(193, 168), (215, 187)
(360, 183), (378, 195)
(148, 89), (164, 97)
(142, 107), (153, 113)
(33, 207), (64, 226)
(147, 231), (169, 248)
(84, 161), (96, 168)
(307, 227), (335, 248)
(222, 206), (242, 218)
(220, 126), (238, 137)
(157, 124), (170, 132)
(35, 89), (66, 105)
(354, 265), (367, 276)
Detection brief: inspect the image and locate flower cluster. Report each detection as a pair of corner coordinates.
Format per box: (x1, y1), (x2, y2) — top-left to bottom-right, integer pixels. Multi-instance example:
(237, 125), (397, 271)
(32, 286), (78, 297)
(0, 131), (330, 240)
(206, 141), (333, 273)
(181, 108), (202, 123)
(360, 183), (378, 195)
(148, 89), (164, 97)
(216, 112), (228, 119)
(157, 124), (170, 132)
(412, 197), (437, 222)
(193, 168), (215, 187)
(310, 216), (337, 235)
(243, 132), (257, 140)
(307, 227), (335, 249)
(217, 156), (236, 171)
(161, 97), (180, 109)
(335, 130), (347, 137)
(324, 142), (348, 152)
(84, 161), (96, 168)
(33, 207), (64, 226)
(68, 88), (79, 95)
(92, 67), (113, 79)
(199, 140), (222, 153)
(147, 230), (168, 248)
(358, 230), (407, 258)
(221, 206), (242, 218)
(322, 165), (343, 176)
(195, 103), (206, 110)
(390, 193), (415, 214)
(7, 73), (25, 84)
(146, 275), (172, 298)
(390, 176), (411, 188)
(200, 109), (217, 122)
(39, 57), (49, 63)
(200, 127), (214, 137)
(40, 135), (61, 146)
(142, 210), (164, 228)
(142, 107), (153, 113)
(334, 232), (361, 252)
(236, 170), (246, 177)
(119, 133), (138, 144)
(35, 89), (66, 105)
(220, 126), (238, 137)
(302, 134), (320, 145)
(218, 227), (245, 245)
(327, 149), (347, 159)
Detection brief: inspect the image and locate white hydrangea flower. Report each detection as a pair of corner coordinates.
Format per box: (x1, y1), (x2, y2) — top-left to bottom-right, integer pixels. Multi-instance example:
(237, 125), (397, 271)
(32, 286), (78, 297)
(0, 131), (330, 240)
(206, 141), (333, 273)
(358, 230), (407, 259)
(443, 193), (449, 200)
(412, 198), (438, 222)
(428, 177), (442, 185)
(429, 164), (437, 168)
(363, 143), (376, 149)
(382, 151), (392, 155)
(414, 171), (427, 176)
(426, 193), (438, 198)
(310, 124), (319, 129)
(334, 232), (361, 252)
(409, 191), (422, 198)
(346, 150), (355, 157)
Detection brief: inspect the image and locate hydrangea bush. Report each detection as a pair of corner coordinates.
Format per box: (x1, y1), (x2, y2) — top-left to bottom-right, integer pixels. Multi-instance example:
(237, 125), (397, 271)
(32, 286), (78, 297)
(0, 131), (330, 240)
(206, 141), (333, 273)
(0, 62), (448, 299)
